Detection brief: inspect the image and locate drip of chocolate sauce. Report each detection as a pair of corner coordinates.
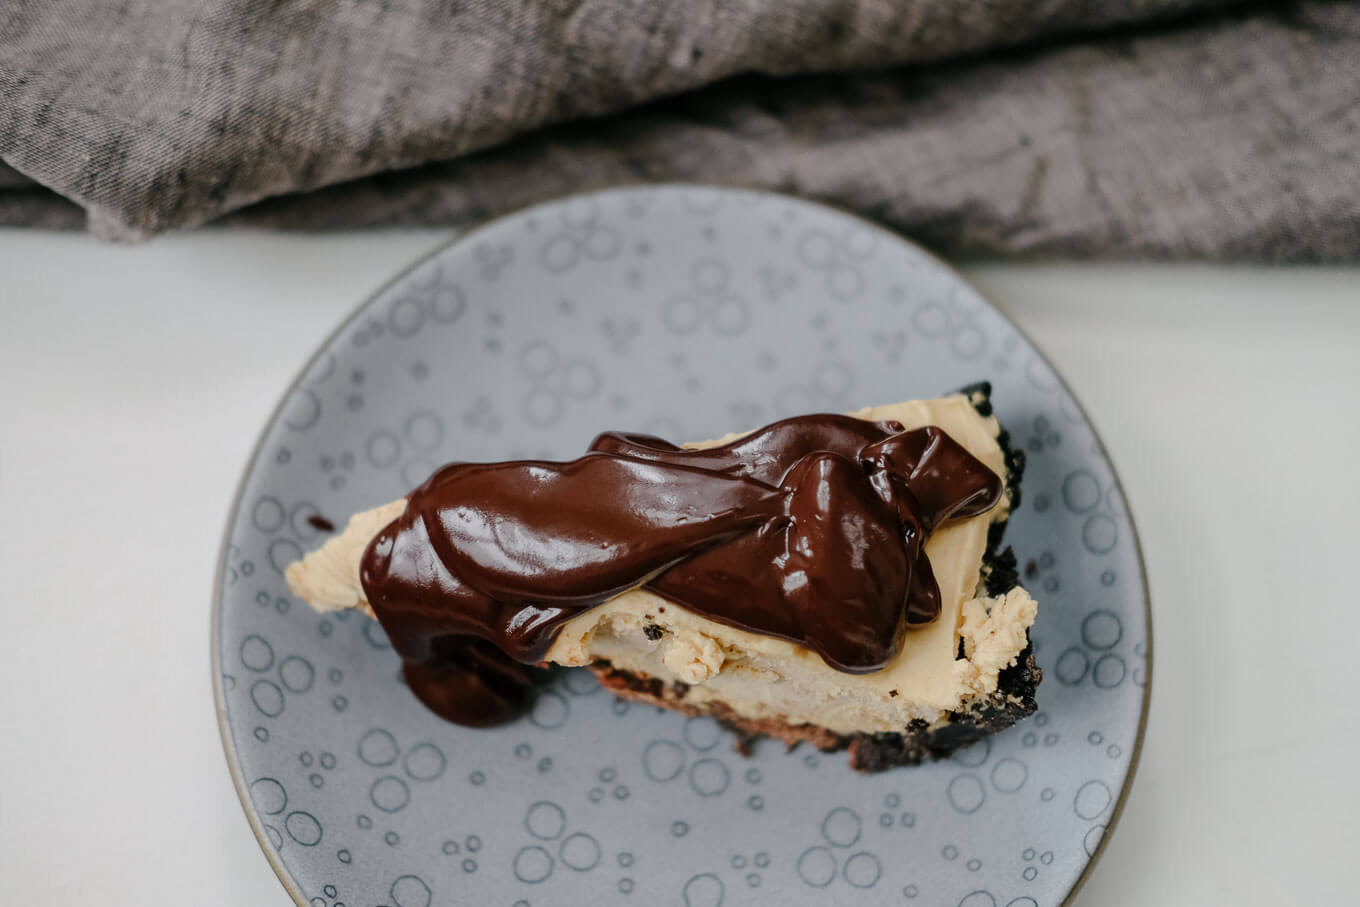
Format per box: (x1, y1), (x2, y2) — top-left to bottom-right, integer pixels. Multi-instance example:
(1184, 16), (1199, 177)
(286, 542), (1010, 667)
(359, 414), (1002, 726)
(306, 514), (336, 532)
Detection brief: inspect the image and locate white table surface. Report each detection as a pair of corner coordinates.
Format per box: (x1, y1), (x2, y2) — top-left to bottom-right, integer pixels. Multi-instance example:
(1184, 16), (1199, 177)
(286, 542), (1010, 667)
(1, 228), (1356, 906)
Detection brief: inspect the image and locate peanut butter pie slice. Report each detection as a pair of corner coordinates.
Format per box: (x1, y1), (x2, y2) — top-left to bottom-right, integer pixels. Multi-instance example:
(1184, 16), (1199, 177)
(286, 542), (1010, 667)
(286, 384), (1040, 771)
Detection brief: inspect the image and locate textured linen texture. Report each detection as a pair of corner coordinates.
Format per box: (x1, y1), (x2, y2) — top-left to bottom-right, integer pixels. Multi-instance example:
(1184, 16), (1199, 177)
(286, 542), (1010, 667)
(0, 0), (1356, 258)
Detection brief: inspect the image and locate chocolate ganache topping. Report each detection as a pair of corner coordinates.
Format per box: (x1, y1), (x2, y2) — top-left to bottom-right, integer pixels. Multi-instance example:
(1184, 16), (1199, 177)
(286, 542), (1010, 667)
(360, 414), (1002, 726)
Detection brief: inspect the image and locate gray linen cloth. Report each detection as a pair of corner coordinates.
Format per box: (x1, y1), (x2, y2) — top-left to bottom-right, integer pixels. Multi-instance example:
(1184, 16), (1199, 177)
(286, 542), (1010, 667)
(1, 0), (1356, 259)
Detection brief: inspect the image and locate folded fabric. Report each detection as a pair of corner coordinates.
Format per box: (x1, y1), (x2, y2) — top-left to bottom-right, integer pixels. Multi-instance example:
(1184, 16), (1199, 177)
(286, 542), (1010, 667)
(1, 0), (1356, 260)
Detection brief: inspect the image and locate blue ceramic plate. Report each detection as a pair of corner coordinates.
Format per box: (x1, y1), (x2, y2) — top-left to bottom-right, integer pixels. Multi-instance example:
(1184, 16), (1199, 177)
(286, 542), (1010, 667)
(213, 186), (1149, 907)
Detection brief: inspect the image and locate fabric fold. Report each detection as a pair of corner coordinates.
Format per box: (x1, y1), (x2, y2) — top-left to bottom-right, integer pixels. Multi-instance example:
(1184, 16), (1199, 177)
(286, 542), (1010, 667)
(0, 0), (1355, 260)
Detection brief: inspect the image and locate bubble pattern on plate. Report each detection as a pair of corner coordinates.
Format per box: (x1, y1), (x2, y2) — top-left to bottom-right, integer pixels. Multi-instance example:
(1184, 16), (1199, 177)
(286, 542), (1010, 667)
(218, 186), (1147, 906)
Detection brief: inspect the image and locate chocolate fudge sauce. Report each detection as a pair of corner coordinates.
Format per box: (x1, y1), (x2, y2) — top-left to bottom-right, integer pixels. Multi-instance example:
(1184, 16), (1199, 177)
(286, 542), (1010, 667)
(359, 414), (1002, 726)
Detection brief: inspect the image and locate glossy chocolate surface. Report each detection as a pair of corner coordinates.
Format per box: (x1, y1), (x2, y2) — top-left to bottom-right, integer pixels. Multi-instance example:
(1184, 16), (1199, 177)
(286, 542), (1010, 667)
(360, 414), (1002, 725)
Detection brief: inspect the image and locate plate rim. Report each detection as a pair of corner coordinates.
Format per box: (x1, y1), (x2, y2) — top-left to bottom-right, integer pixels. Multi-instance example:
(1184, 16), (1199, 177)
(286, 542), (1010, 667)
(210, 183), (1152, 907)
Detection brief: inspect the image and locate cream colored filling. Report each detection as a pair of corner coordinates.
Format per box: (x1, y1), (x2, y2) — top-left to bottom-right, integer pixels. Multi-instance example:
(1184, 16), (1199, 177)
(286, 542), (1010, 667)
(285, 394), (1037, 735)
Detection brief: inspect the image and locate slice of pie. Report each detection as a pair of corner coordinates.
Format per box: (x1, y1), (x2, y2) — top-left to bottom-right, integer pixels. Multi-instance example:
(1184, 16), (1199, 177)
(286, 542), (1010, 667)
(286, 383), (1040, 771)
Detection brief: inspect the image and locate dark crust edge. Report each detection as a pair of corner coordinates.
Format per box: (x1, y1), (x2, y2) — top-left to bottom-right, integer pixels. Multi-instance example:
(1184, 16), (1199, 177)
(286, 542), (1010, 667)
(590, 644), (1040, 772)
(588, 384), (1042, 772)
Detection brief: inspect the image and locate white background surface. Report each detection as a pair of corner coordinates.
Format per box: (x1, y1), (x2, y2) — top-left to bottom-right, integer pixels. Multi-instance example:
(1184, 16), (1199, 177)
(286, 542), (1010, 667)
(1, 228), (1356, 905)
